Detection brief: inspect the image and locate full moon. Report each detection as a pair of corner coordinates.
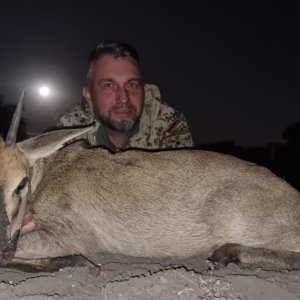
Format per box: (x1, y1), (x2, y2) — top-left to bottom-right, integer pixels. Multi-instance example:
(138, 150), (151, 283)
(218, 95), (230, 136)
(39, 86), (50, 96)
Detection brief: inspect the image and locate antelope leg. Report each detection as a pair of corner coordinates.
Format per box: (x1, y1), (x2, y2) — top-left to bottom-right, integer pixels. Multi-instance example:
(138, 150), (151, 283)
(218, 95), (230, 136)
(209, 243), (300, 270)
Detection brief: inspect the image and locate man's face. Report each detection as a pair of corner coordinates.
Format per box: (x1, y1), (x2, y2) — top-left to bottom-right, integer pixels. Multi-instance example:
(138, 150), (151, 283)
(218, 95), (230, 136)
(83, 54), (144, 132)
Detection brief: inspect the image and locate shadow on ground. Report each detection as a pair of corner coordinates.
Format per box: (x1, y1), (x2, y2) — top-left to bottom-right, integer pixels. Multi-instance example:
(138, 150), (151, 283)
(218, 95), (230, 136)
(0, 252), (300, 299)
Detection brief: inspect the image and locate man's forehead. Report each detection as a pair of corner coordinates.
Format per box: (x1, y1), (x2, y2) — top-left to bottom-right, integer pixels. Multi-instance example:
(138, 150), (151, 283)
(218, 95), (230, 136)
(91, 55), (142, 79)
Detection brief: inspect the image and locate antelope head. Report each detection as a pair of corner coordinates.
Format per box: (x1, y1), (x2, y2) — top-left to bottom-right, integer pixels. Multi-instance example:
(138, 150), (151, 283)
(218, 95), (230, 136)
(0, 92), (93, 262)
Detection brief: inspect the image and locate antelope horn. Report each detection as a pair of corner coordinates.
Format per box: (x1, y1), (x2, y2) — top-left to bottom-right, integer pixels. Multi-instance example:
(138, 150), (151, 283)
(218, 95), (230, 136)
(5, 90), (25, 147)
(0, 193), (13, 264)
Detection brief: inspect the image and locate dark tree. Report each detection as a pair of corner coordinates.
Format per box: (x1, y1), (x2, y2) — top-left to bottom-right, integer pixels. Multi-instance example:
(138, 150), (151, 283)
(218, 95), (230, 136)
(282, 122), (300, 191)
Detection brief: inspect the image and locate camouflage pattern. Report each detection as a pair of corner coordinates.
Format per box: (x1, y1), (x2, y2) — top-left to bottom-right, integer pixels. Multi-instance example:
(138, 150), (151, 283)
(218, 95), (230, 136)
(57, 84), (194, 150)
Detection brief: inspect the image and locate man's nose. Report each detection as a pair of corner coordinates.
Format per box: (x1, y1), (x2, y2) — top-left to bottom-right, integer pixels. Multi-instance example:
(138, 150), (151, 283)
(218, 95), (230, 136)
(117, 87), (130, 103)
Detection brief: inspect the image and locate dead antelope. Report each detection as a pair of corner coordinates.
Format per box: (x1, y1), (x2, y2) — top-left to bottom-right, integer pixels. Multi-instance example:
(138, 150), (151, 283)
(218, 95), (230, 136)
(1, 95), (300, 270)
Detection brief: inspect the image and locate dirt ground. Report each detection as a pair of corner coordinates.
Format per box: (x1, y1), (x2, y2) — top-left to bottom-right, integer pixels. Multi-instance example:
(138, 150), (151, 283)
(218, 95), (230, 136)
(0, 252), (300, 300)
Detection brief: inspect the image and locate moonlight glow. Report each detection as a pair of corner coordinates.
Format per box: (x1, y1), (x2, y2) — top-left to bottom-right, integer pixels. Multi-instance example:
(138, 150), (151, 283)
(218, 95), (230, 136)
(39, 86), (50, 96)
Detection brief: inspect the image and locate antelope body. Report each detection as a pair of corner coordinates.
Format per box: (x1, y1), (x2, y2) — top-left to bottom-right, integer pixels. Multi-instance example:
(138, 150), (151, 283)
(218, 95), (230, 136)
(1, 126), (300, 269)
(1, 95), (300, 269)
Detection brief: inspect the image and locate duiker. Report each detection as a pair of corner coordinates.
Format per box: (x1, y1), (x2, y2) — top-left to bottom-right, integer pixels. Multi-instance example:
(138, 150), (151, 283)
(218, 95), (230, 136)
(1, 95), (300, 270)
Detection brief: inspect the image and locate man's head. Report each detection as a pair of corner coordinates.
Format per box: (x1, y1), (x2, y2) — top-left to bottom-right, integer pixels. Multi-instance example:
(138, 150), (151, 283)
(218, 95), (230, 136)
(83, 40), (144, 133)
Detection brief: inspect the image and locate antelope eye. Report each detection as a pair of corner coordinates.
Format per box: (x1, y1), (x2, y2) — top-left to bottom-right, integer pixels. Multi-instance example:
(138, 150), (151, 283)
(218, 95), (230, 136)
(15, 177), (28, 195)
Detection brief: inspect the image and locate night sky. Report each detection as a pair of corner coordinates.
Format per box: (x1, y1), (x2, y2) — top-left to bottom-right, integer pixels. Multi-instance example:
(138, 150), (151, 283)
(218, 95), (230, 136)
(0, 1), (299, 147)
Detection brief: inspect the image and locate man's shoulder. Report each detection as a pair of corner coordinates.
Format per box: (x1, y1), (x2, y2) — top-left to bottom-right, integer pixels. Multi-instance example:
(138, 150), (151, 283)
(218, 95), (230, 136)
(130, 84), (194, 148)
(57, 102), (94, 127)
(143, 84), (173, 120)
(143, 84), (188, 127)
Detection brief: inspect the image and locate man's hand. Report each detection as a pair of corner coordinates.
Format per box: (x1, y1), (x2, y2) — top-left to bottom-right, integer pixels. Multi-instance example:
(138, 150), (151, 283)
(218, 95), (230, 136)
(21, 205), (35, 234)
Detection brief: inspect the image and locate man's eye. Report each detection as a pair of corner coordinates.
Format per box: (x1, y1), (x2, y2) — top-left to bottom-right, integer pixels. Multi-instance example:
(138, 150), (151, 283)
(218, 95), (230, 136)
(104, 83), (113, 88)
(128, 82), (139, 89)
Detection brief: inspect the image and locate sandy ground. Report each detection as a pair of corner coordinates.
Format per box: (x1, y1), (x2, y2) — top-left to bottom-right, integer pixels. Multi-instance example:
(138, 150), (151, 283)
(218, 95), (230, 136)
(0, 252), (300, 299)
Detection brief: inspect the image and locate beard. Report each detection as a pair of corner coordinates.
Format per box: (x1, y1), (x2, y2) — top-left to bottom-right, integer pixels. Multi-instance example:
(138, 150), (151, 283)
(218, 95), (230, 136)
(95, 104), (139, 133)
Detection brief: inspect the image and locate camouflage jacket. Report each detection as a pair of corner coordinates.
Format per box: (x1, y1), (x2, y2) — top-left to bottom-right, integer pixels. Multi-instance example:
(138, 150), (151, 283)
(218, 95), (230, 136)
(57, 84), (194, 150)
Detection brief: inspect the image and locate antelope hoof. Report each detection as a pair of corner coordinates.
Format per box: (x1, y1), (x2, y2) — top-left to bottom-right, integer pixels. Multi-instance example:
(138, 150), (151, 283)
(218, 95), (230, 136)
(209, 243), (242, 267)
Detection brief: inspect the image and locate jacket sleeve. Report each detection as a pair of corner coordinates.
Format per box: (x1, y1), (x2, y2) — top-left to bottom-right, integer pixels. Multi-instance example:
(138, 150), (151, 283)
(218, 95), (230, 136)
(159, 110), (194, 148)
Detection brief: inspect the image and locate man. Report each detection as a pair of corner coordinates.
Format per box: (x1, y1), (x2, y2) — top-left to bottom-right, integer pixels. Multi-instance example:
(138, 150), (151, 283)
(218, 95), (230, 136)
(21, 40), (194, 234)
(57, 40), (194, 151)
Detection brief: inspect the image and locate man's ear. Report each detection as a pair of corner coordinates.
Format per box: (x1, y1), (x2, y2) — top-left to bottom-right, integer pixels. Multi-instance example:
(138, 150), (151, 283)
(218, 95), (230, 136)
(82, 87), (93, 109)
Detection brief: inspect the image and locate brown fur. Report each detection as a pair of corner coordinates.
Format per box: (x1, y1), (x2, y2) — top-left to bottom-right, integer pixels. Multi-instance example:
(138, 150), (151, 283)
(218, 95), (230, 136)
(1, 126), (300, 269)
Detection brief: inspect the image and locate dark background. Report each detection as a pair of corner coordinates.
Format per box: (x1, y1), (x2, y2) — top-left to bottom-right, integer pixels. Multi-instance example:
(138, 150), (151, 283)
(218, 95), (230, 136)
(1, 1), (300, 189)
(1, 1), (299, 146)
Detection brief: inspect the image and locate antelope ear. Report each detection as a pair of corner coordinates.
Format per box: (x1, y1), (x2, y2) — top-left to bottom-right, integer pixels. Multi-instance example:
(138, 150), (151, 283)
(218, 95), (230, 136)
(17, 125), (94, 164)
